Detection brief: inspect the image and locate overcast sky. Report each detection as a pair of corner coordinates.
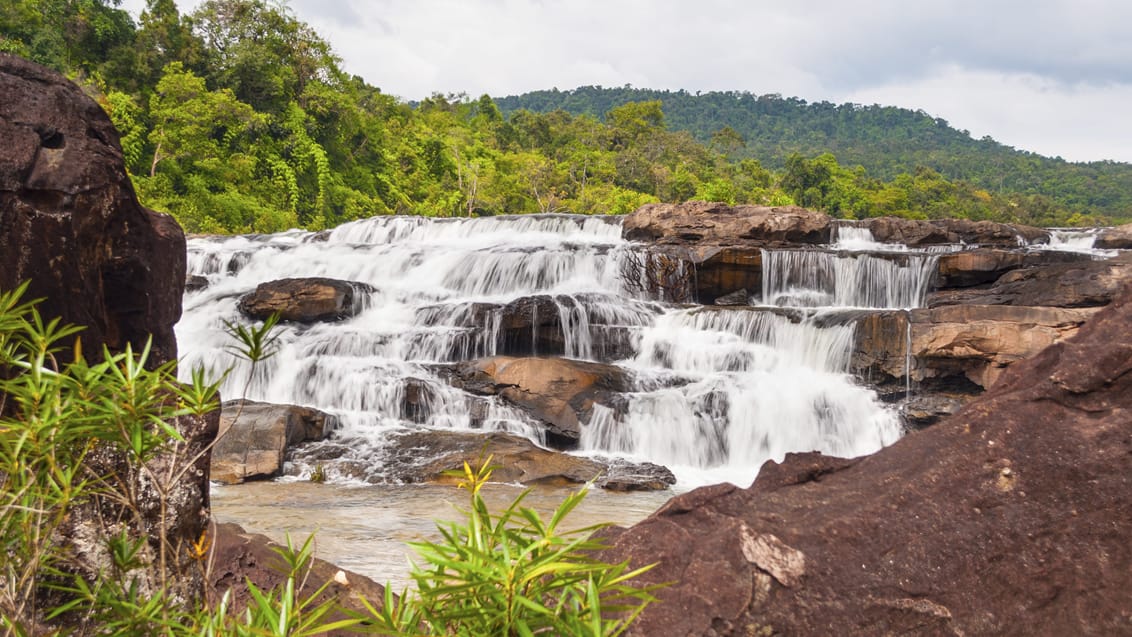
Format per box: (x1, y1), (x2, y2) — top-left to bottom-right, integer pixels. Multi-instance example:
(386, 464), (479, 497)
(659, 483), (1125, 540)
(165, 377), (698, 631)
(121, 0), (1132, 163)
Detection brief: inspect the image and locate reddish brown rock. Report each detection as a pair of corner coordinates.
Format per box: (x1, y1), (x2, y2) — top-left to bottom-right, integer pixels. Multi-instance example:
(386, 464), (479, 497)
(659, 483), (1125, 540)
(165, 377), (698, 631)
(603, 284), (1132, 636)
(0, 53), (185, 366)
(209, 522), (387, 635)
(622, 202), (831, 246)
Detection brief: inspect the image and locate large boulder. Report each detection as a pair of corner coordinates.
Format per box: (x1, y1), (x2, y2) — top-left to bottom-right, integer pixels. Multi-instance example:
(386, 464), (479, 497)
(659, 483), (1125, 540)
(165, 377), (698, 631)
(0, 56), (215, 615)
(1095, 222), (1132, 249)
(238, 277), (373, 323)
(602, 284), (1132, 636)
(622, 202), (831, 246)
(0, 53), (184, 367)
(444, 356), (633, 447)
(211, 400), (337, 484)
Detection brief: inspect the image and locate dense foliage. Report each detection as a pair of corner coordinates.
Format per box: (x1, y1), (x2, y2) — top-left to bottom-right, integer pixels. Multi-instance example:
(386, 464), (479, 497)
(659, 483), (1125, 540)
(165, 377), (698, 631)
(3, 1), (1124, 232)
(0, 285), (658, 634)
(497, 86), (1132, 224)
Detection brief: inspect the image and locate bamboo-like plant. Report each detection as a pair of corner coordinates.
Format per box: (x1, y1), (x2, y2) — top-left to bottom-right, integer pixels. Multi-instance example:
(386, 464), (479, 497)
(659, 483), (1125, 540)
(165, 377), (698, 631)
(366, 459), (664, 636)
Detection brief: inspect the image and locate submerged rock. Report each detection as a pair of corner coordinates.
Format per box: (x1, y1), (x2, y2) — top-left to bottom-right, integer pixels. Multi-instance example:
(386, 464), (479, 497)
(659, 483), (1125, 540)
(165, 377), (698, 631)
(600, 283), (1132, 636)
(238, 277), (373, 323)
(371, 429), (674, 491)
(211, 400), (337, 484)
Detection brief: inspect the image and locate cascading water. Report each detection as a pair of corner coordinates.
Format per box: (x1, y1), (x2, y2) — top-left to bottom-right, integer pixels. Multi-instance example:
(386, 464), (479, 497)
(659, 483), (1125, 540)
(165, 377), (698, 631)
(179, 213), (924, 489)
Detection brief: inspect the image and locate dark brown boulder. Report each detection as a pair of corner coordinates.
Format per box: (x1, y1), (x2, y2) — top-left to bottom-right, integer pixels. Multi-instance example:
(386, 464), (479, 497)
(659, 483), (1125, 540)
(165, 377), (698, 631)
(211, 400), (337, 484)
(1095, 222), (1132, 249)
(0, 53), (184, 366)
(622, 202), (831, 246)
(603, 284), (1132, 636)
(238, 277), (373, 323)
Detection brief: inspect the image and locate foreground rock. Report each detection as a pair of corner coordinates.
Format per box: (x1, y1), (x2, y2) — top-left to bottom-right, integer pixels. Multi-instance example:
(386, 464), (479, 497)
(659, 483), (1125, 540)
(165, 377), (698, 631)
(443, 356), (634, 447)
(602, 285), (1132, 636)
(0, 55), (212, 612)
(0, 53), (185, 367)
(304, 429), (674, 491)
(210, 523), (386, 634)
(212, 400), (337, 484)
(238, 277), (373, 323)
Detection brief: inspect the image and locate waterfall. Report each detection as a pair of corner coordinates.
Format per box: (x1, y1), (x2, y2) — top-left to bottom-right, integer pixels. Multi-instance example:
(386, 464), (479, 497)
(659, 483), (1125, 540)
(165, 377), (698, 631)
(179, 213), (913, 488)
(761, 249), (939, 309)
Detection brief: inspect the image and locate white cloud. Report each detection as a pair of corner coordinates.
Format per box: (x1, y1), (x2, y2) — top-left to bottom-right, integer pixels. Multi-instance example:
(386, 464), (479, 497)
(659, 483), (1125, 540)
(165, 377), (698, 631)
(117, 0), (1132, 162)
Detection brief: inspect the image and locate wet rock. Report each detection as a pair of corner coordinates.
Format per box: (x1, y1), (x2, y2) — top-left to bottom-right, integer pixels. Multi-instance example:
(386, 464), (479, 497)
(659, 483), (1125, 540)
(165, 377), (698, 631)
(186, 274), (210, 293)
(856, 216), (958, 246)
(209, 523), (387, 633)
(212, 400), (337, 484)
(600, 284), (1132, 636)
(377, 429), (674, 490)
(930, 254), (1132, 308)
(852, 305), (1099, 391)
(1095, 222), (1132, 249)
(622, 202), (831, 246)
(694, 246), (763, 303)
(445, 356), (633, 447)
(931, 217), (1049, 246)
(934, 248), (1090, 288)
(713, 288), (751, 306)
(0, 53), (184, 367)
(238, 277), (373, 323)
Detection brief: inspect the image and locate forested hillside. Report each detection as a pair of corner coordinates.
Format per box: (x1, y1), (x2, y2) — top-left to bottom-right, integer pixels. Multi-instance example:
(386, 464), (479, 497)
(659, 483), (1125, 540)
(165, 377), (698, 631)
(2, 0), (1124, 232)
(497, 87), (1132, 222)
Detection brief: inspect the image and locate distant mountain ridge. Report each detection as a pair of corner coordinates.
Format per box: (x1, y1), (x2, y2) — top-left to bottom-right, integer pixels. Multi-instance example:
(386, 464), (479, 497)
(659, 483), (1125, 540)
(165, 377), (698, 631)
(495, 86), (1132, 220)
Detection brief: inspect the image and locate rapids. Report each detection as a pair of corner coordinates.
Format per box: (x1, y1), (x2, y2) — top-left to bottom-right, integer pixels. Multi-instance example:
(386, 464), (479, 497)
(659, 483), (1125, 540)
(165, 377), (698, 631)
(178, 214), (929, 489)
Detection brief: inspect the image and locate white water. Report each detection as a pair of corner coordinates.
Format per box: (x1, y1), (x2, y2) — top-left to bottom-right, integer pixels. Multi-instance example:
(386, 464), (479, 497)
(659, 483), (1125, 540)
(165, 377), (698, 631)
(1039, 227), (1117, 257)
(179, 214), (917, 488)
